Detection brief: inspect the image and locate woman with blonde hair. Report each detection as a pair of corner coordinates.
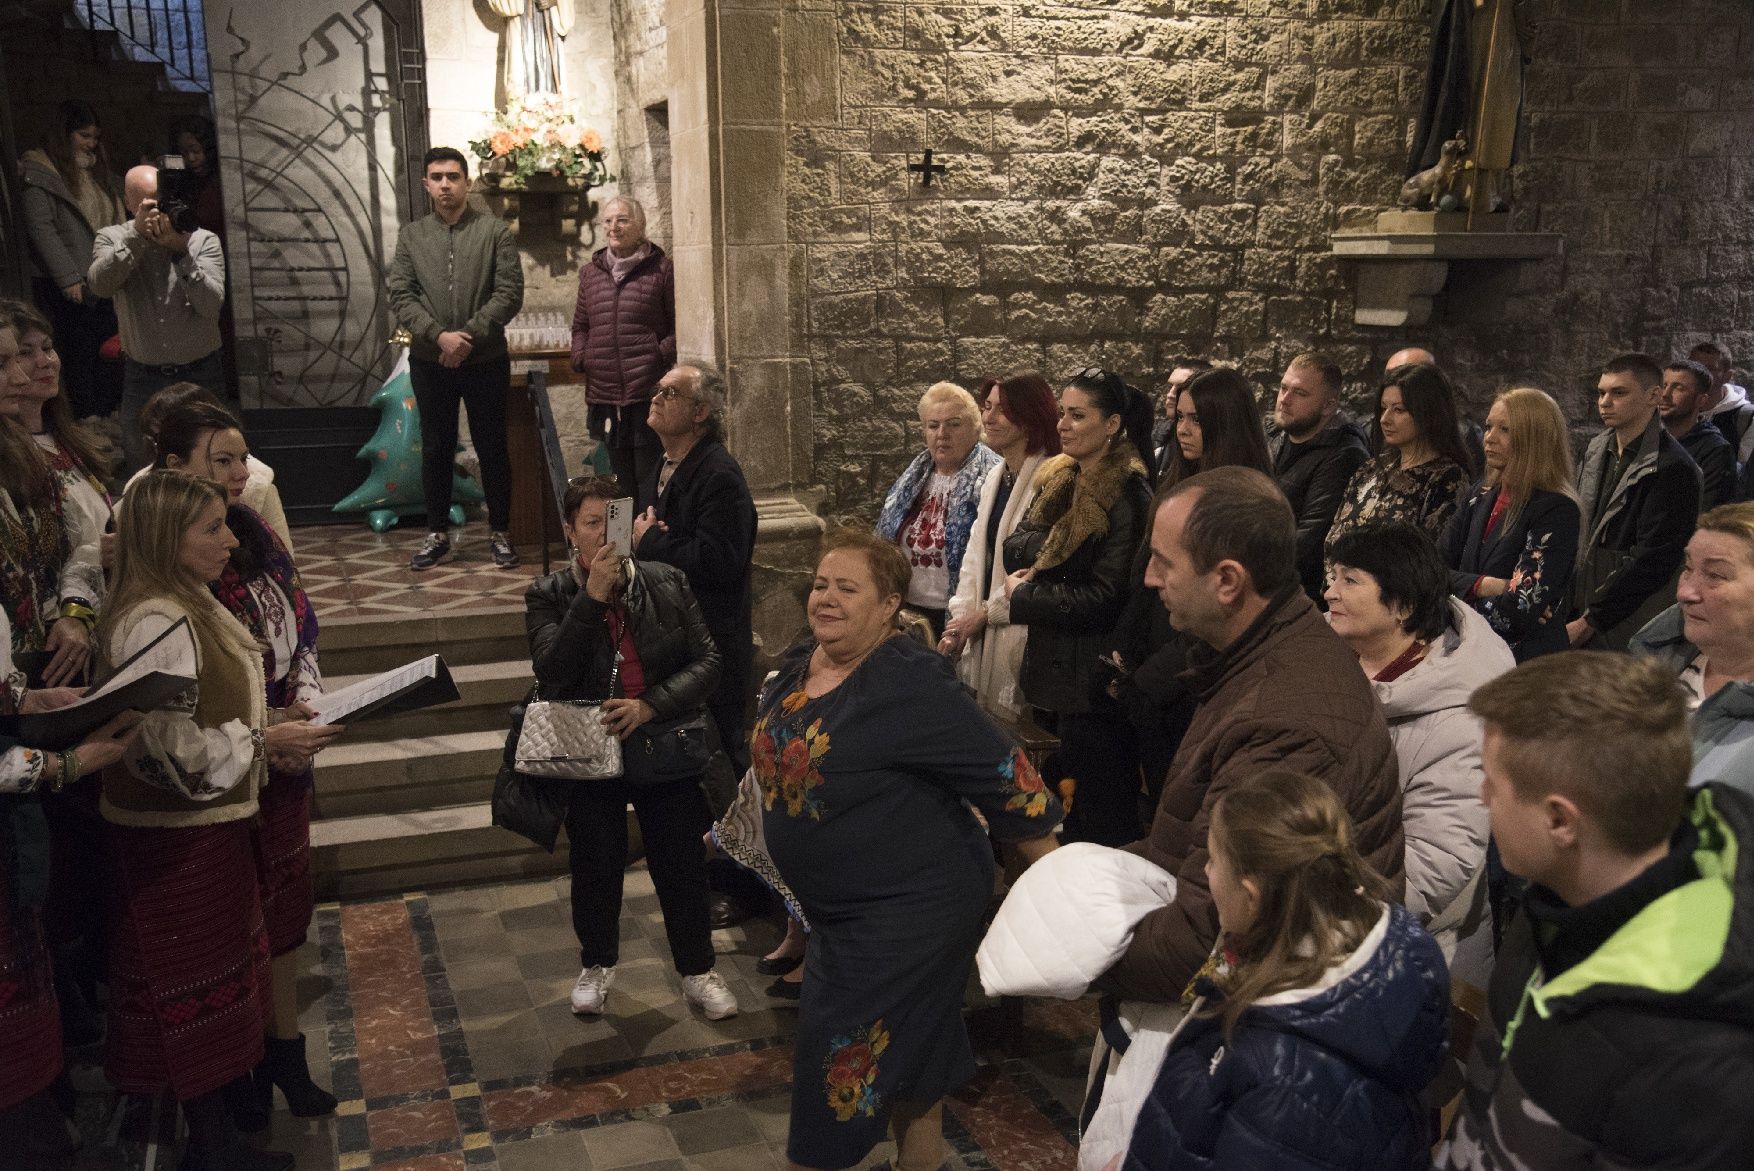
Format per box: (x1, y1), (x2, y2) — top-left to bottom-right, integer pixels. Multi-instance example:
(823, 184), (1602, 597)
(1081, 770), (1447, 1170)
(1438, 386), (1580, 661)
(97, 472), (313, 1171)
(875, 380), (1000, 638)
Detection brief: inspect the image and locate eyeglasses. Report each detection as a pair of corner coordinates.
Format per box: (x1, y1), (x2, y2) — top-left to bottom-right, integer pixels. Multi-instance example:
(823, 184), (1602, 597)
(1075, 366), (1108, 382)
(654, 385), (695, 401)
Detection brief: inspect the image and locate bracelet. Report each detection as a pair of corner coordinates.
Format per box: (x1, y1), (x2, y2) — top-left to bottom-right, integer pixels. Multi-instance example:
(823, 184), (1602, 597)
(54, 747), (79, 793)
(59, 601), (97, 630)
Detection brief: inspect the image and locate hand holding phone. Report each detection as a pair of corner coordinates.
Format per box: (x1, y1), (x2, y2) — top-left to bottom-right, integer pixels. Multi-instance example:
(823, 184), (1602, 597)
(606, 497), (634, 556)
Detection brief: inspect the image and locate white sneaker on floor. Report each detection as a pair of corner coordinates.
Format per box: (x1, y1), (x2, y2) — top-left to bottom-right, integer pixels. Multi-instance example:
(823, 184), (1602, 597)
(681, 969), (740, 1020)
(570, 965), (615, 1014)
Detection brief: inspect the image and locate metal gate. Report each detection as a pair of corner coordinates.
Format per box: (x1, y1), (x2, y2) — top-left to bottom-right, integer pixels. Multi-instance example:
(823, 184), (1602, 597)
(208, 0), (429, 409)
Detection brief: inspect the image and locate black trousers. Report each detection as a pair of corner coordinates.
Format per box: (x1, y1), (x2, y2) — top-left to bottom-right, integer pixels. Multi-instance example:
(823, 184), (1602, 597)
(564, 776), (714, 974)
(1040, 704), (1142, 848)
(409, 355), (513, 531)
(607, 443), (660, 501)
(34, 279), (121, 419)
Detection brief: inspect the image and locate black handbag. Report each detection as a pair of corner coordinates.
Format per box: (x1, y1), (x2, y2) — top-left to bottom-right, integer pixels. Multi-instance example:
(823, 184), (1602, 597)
(620, 711), (713, 783)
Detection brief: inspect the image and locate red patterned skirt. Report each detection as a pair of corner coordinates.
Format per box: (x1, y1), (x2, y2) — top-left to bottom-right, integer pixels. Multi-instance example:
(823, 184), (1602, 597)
(256, 769), (314, 957)
(0, 868), (62, 1110)
(105, 820), (270, 1100)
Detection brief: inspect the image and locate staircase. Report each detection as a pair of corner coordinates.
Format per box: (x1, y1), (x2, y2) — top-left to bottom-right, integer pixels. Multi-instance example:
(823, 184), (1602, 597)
(311, 605), (566, 900)
(0, 2), (211, 168)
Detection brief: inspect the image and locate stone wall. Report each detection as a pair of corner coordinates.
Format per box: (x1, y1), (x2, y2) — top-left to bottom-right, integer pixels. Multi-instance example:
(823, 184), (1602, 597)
(786, 0), (1754, 519)
(611, 0), (672, 246)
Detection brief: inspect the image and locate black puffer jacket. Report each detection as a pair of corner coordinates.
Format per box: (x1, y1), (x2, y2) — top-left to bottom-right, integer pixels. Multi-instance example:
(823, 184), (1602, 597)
(1270, 418), (1370, 599)
(524, 560), (720, 720)
(1002, 469), (1151, 715)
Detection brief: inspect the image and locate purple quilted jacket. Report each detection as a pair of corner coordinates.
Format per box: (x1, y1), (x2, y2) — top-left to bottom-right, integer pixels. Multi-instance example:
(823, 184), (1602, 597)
(570, 244), (677, 407)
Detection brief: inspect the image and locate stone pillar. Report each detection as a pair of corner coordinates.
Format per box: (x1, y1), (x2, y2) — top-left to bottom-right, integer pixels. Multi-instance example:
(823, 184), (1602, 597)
(667, 0), (822, 674)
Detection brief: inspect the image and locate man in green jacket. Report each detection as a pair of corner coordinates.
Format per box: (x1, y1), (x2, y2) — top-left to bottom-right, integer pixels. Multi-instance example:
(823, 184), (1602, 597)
(1441, 651), (1754, 1170)
(387, 147), (524, 570)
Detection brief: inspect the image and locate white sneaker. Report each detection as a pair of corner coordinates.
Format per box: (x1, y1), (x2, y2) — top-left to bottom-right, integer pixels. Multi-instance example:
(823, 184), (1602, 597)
(570, 965), (614, 1014)
(681, 969), (740, 1020)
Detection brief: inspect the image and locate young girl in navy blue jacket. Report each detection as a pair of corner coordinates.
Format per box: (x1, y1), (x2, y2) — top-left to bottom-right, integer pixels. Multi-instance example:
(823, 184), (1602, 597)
(1101, 770), (1449, 1170)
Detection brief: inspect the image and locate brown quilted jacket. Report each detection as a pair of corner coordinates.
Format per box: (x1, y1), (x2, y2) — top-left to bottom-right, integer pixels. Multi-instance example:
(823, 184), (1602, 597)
(1097, 588), (1406, 1003)
(569, 244), (676, 407)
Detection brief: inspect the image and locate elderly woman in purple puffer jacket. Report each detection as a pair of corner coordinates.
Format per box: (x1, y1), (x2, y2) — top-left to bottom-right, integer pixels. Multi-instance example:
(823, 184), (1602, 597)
(570, 196), (676, 494)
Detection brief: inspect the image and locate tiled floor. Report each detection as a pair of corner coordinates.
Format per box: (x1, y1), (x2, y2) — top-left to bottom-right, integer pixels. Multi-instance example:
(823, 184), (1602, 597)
(296, 521), (553, 619)
(63, 869), (1091, 1170)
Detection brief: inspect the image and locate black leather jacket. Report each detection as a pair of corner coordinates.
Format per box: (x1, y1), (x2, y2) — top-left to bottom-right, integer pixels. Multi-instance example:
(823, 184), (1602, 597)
(1002, 474), (1151, 715)
(524, 560), (720, 720)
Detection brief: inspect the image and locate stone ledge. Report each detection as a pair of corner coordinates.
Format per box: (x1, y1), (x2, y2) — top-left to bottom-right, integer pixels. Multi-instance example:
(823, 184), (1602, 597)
(1330, 228), (1564, 328)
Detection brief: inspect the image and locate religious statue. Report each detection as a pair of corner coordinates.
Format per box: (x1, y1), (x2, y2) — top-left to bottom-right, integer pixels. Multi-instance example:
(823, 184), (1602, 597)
(1406, 0), (1525, 219)
(488, 0), (575, 98)
(1399, 133), (1467, 210)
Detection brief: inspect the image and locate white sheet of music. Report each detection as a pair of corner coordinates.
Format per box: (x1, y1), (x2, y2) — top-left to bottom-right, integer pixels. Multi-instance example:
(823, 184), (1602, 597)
(308, 655), (442, 726)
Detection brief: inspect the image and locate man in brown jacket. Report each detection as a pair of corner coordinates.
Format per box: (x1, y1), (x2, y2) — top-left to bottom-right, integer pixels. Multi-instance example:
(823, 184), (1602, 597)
(1098, 466), (1405, 1003)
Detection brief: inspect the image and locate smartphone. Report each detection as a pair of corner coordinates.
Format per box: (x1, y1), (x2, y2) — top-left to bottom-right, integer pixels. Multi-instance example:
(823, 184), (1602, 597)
(606, 497), (634, 556)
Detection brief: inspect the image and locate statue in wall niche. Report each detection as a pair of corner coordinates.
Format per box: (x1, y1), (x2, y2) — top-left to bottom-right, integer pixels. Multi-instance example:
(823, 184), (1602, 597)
(1406, 0), (1526, 220)
(488, 0), (575, 97)
(1399, 133), (1467, 209)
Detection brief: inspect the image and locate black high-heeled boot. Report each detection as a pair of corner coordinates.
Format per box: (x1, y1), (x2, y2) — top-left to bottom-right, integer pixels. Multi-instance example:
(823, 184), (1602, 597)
(256, 1034), (337, 1117)
(225, 1070), (270, 1134)
(178, 1089), (293, 1171)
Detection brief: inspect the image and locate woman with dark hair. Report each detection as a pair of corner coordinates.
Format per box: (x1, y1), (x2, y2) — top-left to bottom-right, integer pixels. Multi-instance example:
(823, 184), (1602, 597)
(1325, 522), (1513, 979)
(757, 528), (1060, 1170)
(0, 319), (98, 691)
(1001, 367), (1153, 845)
(1159, 366), (1273, 490)
(1438, 387), (1580, 662)
(524, 475), (738, 1023)
(1325, 363), (1472, 554)
(939, 370), (1060, 716)
(1110, 366), (1276, 805)
(129, 381), (292, 551)
(167, 115), (226, 238)
(18, 99), (124, 418)
(151, 399), (344, 1127)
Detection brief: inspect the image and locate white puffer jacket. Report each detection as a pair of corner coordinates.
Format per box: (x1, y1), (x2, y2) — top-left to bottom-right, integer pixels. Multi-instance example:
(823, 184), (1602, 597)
(1375, 600), (1513, 955)
(977, 842), (1176, 1000)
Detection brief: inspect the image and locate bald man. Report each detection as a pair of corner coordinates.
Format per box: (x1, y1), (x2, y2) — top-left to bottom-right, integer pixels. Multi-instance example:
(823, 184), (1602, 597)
(1384, 344), (1485, 474)
(89, 163), (226, 472)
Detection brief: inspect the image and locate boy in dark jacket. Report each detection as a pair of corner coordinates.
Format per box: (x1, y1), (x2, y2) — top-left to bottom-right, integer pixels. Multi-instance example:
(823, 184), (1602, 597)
(1441, 652), (1754, 1171)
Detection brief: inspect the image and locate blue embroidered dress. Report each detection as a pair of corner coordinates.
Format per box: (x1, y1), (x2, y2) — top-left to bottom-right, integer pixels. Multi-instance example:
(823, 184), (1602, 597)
(753, 635), (1061, 1169)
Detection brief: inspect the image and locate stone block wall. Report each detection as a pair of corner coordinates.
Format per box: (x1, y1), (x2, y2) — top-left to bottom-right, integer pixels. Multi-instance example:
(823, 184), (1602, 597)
(786, 0), (1754, 519)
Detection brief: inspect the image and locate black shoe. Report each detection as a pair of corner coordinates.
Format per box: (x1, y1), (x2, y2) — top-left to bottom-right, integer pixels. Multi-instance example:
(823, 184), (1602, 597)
(765, 975), (801, 1001)
(489, 531), (520, 569)
(224, 1072), (269, 1134)
(755, 951), (803, 977)
(410, 532), (450, 571)
(708, 893), (752, 930)
(257, 1034), (338, 1118)
(179, 1089), (294, 1171)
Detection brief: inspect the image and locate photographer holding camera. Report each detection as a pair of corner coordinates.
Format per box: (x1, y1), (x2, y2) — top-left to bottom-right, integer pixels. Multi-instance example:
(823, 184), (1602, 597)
(89, 161), (226, 473)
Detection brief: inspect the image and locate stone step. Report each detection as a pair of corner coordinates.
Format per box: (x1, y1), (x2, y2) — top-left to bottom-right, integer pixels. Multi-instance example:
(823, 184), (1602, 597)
(312, 729), (504, 820)
(319, 606), (529, 676)
(309, 802), (565, 901)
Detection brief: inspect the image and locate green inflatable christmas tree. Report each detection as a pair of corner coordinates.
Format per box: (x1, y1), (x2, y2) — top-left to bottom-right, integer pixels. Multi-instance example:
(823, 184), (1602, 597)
(333, 348), (484, 533)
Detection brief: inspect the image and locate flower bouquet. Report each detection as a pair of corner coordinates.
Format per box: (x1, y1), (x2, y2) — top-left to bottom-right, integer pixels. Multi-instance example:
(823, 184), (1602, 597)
(470, 93), (613, 192)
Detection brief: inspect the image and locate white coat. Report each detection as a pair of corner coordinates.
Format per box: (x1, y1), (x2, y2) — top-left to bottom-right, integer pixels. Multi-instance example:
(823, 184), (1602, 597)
(946, 452), (1047, 717)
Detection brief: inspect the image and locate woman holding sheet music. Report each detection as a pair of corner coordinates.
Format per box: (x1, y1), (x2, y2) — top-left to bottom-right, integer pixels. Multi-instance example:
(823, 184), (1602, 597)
(0, 612), (139, 1161)
(97, 471), (333, 1171)
(149, 398), (343, 1129)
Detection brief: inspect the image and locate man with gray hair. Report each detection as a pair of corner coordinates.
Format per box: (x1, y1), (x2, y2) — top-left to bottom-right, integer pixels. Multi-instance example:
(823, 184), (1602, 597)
(571, 195), (676, 494)
(89, 163), (226, 472)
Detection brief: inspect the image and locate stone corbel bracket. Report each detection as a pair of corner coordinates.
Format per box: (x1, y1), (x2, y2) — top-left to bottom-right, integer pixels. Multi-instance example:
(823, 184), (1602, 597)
(1330, 229), (1563, 328)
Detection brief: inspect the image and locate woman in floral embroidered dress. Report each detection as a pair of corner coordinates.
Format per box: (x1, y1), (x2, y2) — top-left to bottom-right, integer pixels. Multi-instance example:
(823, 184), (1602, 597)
(1325, 362), (1473, 556)
(754, 529), (1061, 1171)
(151, 398), (344, 1126)
(1436, 387), (1580, 661)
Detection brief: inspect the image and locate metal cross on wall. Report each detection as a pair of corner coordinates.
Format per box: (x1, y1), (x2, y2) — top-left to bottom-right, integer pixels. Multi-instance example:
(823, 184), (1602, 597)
(908, 149), (947, 187)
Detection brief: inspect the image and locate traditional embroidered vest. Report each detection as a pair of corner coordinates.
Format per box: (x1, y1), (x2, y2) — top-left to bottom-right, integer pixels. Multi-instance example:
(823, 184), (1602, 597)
(101, 600), (266, 828)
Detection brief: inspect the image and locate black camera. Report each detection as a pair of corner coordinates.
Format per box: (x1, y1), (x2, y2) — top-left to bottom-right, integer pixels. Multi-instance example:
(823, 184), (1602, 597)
(155, 156), (201, 235)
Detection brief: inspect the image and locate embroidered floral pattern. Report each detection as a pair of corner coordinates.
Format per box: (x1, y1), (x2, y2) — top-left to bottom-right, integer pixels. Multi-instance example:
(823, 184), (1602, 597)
(752, 690), (831, 820)
(1486, 527), (1561, 637)
(823, 1018), (890, 1122)
(999, 747), (1051, 818)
